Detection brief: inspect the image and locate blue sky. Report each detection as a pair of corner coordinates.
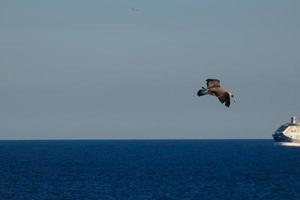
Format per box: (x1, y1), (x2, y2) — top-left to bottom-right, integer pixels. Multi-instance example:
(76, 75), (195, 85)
(1, 0), (300, 139)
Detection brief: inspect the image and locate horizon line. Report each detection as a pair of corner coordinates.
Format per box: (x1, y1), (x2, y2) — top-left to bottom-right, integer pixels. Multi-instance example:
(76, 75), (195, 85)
(0, 138), (272, 141)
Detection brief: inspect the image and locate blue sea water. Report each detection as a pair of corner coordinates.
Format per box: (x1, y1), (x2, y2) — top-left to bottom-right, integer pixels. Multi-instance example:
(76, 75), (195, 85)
(1, 140), (300, 200)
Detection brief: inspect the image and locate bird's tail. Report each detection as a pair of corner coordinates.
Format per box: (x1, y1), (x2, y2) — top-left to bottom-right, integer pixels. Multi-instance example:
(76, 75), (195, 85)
(197, 87), (208, 96)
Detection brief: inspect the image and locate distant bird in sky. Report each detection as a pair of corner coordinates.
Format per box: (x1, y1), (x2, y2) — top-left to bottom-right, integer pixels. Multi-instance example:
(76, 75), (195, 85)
(197, 79), (235, 107)
(131, 7), (140, 12)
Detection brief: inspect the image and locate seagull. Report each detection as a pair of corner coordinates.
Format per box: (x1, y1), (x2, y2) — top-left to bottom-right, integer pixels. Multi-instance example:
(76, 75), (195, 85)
(197, 79), (235, 107)
(131, 7), (140, 12)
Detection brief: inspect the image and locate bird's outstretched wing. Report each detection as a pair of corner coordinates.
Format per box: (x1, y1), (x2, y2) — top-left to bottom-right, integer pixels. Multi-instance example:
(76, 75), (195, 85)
(217, 92), (231, 107)
(210, 88), (231, 107)
(206, 79), (220, 89)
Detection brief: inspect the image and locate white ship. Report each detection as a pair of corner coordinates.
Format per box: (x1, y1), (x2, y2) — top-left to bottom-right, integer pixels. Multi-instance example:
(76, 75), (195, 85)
(273, 116), (300, 146)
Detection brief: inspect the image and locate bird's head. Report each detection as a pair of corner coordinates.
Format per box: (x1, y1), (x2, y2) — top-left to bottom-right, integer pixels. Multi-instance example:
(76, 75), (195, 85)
(229, 92), (236, 103)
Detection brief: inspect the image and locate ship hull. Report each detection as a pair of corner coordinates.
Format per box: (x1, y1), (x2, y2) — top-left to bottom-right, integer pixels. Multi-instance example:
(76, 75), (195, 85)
(273, 133), (300, 146)
(274, 142), (300, 147)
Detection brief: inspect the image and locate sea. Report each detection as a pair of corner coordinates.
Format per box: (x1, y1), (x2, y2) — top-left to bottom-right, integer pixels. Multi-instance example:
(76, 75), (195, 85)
(1, 139), (300, 200)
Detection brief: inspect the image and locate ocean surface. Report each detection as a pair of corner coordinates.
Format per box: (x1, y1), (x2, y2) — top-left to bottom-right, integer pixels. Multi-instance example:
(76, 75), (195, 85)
(1, 140), (300, 200)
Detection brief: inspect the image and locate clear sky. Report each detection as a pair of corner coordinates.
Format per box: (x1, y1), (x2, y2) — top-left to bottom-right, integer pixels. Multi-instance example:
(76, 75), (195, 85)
(1, 0), (300, 139)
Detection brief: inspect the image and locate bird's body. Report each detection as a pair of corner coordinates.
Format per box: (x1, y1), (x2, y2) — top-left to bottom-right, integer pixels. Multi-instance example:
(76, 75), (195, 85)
(197, 79), (235, 107)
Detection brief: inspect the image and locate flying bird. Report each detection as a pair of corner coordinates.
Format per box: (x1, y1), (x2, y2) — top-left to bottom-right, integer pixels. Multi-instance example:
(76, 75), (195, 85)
(131, 7), (140, 12)
(197, 79), (235, 107)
